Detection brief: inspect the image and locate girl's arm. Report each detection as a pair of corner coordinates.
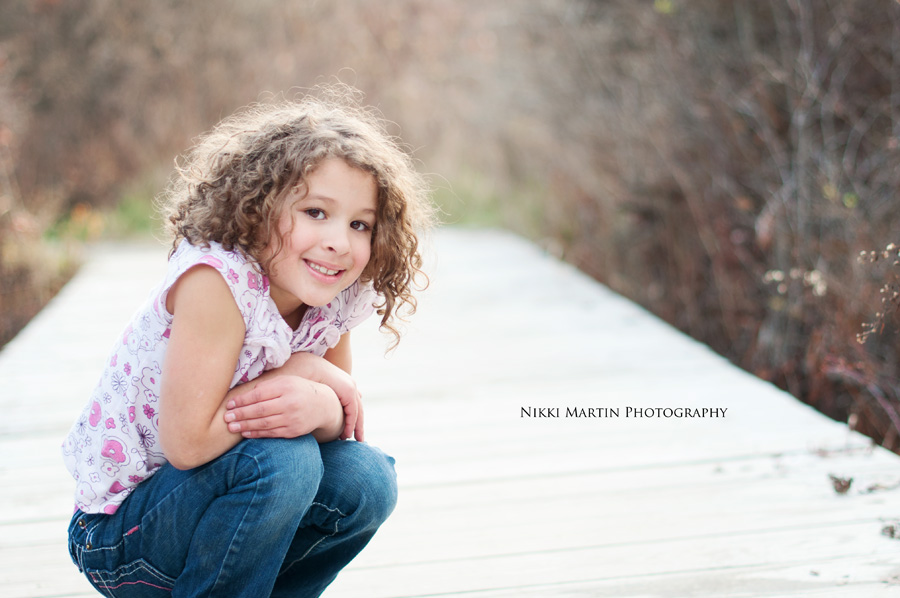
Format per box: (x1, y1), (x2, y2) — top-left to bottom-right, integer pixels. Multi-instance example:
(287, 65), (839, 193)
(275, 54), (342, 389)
(323, 331), (353, 373)
(324, 332), (365, 441)
(159, 265), (342, 469)
(225, 333), (365, 442)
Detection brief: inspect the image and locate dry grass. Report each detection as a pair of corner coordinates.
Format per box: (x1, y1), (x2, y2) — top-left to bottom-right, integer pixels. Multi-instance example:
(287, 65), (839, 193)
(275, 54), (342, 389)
(0, 211), (78, 347)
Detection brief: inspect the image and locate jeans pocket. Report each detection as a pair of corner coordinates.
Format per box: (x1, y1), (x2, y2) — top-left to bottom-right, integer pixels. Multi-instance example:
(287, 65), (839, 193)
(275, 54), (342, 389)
(70, 511), (176, 597)
(85, 559), (176, 597)
(68, 511), (100, 573)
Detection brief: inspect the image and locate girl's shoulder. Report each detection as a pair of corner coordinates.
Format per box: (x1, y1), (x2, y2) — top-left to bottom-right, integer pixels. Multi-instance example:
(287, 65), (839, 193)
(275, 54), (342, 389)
(169, 240), (262, 288)
(170, 239), (255, 273)
(159, 240), (269, 319)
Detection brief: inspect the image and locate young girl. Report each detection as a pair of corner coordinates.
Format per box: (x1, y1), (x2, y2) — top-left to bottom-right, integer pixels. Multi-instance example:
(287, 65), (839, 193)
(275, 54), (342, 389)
(61, 87), (434, 597)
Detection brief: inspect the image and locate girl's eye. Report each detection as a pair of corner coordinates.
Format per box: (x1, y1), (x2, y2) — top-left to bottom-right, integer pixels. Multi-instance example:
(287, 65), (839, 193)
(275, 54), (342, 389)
(351, 221), (373, 233)
(304, 208), (325, 220)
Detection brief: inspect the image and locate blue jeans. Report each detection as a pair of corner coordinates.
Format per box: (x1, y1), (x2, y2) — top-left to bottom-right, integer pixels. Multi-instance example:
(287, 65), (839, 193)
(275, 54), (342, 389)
(67, 436), (397, 597)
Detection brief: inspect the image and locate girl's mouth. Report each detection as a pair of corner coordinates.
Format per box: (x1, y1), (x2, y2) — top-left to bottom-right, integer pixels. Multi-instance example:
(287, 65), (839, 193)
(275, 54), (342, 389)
(306, 260), (343, 277)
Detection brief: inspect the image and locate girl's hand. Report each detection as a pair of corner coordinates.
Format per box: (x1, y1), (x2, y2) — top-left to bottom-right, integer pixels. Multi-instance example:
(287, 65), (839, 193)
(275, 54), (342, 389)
(334, 386), (363, 442)
(283, 351), (366, 442)
(224, 375), (343, 441)
(309, 358), (365, 442)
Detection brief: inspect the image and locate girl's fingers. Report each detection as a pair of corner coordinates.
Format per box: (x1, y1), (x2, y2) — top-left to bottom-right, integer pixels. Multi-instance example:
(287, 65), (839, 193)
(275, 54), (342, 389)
(226, 398), (276, 420)
(240, 427), (289, 439)
(228, 415), (276, 434)
(224, 396), (285, 433)
(341, 396), (365, 442)
(341, 413), (356, 441)
(354, 398), (365, 442)
(226, 382), (276, 409)
(340, 392), (359, 440)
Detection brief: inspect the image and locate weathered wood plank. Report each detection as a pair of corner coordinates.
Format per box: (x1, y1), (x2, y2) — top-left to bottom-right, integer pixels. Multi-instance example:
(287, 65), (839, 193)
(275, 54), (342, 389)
(325, 522), (900, 597)
(2, 229), (899, 597)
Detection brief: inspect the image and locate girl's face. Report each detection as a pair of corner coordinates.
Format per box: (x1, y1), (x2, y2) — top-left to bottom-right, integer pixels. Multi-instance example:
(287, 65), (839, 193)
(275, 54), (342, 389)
(264, 157), (377, 320)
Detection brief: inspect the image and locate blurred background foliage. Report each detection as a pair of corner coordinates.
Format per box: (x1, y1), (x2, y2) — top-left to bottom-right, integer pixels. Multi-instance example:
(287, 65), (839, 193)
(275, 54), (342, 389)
(2, 0), (900, 451)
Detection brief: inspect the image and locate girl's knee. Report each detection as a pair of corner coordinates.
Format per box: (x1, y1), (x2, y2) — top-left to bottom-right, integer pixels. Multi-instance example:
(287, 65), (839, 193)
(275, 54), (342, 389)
(359, 445), (398, 523)
(231, 436), (324, 504)
(323, 441), (398, 525)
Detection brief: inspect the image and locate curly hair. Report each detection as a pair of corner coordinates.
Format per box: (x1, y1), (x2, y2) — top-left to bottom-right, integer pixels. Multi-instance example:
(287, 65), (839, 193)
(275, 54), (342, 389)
(159, 85), (435, 346)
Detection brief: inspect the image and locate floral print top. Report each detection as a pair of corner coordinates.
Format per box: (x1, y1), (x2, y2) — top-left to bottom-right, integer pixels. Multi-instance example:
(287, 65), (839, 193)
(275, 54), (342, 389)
(61, 240), (377, 514)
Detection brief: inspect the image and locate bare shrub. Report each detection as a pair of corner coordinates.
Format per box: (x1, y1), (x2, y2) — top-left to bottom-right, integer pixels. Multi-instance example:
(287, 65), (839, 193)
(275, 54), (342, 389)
(484, 0), (900, 450)
(3, 0), (899, 451)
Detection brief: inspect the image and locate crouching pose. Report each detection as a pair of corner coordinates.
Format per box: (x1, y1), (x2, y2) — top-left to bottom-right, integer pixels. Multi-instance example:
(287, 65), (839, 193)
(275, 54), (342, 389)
(62, 86), (434, 597)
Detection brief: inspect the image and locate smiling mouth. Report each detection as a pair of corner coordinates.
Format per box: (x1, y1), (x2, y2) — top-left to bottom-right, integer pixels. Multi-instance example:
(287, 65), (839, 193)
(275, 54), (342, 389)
(306, 261), (343, 276)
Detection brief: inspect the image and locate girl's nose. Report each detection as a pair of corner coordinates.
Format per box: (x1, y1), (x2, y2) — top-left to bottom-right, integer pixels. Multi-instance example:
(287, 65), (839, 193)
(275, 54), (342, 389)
(324, 224), (350, 254)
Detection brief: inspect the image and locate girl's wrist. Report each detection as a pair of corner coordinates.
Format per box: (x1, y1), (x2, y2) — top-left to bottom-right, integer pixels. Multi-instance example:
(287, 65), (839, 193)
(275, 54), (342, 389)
(310, 381), (344, 442)
(284, 351), (325, 380)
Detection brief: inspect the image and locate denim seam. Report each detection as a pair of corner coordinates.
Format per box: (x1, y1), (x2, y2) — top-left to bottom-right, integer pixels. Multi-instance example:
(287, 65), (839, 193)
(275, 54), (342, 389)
(89, 559), (175, 592)
(209, 450), (263, 595)
(72, 543), (85, 573)
(84, 518), (125, 555)
(280, 501), (347, 575)
(91, 572), (117, 598)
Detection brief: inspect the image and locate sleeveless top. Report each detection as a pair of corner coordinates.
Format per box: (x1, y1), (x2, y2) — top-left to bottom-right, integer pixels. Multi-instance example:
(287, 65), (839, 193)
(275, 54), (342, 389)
(61, 240), (377, 514)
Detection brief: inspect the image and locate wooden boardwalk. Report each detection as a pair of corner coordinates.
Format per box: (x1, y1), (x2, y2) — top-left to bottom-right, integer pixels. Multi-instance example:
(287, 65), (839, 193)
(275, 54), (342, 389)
(2, 227), (899, 597)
